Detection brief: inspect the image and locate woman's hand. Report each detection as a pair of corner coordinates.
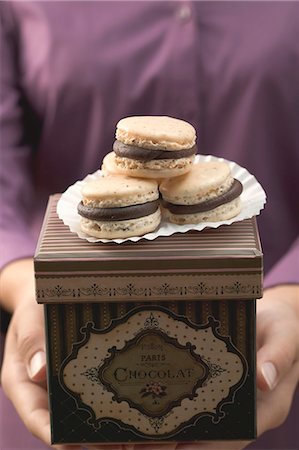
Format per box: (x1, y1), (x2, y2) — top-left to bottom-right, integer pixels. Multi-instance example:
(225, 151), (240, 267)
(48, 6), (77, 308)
(1, 294), (52, 445)
(0, 260), (115, 450)
(255, 284), (299, 435)
(1, 259), (81, 449)
(1, 259), (53, 445)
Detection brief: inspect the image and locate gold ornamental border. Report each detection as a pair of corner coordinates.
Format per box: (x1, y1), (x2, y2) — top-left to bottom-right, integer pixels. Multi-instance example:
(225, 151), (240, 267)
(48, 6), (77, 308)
(36, 272), (262, 302)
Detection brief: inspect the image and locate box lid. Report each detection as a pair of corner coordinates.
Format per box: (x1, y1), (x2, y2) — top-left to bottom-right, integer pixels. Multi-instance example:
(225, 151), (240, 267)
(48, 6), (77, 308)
(34, 195), (263, 303)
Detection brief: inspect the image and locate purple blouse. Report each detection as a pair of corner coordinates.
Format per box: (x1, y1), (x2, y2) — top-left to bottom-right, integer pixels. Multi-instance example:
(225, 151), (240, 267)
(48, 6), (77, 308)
(1, 1), (298, 287)
(0, 3), (298, 449)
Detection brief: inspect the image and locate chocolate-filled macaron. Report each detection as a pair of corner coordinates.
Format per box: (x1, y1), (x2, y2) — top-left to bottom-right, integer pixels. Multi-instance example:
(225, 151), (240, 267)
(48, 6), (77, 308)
(159, 162), (243, 224)
(78, 175), (161, 238)
(102, 116), (197, 179)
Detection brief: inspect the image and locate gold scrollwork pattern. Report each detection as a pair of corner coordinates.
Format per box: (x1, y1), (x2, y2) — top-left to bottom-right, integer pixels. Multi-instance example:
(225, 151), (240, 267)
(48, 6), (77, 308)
(37, 274), (262, 302)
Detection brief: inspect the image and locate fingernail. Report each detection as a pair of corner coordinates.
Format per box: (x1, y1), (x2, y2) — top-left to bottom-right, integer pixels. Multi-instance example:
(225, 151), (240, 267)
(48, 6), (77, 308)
(28, 351), (46, 379)
(261, 361), (278, 390)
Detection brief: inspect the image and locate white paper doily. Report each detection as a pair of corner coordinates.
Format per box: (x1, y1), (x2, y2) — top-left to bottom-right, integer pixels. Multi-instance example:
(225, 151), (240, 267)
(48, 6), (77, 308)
(57, 155), (266, 244)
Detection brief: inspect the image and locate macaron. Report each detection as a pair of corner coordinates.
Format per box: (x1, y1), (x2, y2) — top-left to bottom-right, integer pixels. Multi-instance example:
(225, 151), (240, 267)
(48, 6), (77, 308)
(77, 175), (161, 239)
(159, 162), (243, 224)
(102, 116), (197, 179)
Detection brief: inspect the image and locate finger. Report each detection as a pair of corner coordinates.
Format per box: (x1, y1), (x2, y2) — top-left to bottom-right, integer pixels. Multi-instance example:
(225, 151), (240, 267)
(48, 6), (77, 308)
(1, 323), (51, 444)
(256, 317), (299, 391)
(14, 302), (47, 382)
(257, 361), (299, 435)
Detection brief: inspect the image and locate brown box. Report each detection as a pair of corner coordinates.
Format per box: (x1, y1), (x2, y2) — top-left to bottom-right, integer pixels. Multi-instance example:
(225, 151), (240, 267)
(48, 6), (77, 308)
(34, 195), (263, 445)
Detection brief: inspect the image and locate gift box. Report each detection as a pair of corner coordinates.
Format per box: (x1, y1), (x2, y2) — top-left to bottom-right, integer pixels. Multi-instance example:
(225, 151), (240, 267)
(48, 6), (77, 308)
(34, 194), (263, 445)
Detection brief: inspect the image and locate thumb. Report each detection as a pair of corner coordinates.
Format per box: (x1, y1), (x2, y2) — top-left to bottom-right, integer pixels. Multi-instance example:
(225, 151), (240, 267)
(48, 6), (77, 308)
(257, 322), (298, 391)
(15, 301), (47, 382)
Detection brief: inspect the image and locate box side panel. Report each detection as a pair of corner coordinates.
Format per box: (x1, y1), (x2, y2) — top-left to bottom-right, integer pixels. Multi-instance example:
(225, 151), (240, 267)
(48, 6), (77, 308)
(46, 300), (256, 444)
(35, 196), (263, 304)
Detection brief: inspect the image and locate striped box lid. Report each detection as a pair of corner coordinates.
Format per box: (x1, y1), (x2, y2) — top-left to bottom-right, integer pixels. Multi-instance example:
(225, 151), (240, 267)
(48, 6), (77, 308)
(34, 195), (263, 303)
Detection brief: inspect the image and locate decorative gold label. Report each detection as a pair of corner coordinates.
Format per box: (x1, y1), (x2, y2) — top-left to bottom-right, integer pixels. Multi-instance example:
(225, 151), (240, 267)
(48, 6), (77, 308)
(99, 329), (209, 417)
(61, 307), (247, 436)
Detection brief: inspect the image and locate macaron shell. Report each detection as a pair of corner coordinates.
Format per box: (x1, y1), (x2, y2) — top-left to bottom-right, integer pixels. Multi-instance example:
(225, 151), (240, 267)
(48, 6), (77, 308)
(82, 174), (159, 207)
(80, 208), (161, 239)
(159, 162), (232, 204)
(116, 116), (196, 150)
(102, 151), (194, 179)
(162, 197), (242, 224)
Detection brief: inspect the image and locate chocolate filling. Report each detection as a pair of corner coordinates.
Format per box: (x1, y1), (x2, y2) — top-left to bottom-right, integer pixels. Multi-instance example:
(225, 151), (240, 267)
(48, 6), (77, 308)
(161, 179), (243, 214)
(113, 140), (197, 162)
(78, 199), (159, 221)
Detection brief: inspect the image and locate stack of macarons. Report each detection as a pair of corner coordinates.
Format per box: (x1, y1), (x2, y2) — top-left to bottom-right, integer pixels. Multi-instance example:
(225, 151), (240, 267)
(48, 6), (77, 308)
(77, 116), (243, 239)
(102, 116), (196, 179)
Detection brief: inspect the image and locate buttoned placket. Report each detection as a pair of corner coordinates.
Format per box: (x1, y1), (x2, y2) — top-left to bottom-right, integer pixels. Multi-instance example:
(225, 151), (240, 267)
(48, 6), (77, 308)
(166, 1), (200, 128)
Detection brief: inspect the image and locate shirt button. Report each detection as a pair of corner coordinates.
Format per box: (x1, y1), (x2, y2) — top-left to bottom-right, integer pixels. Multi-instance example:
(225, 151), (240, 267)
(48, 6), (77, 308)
(177, 4), (192, 23)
